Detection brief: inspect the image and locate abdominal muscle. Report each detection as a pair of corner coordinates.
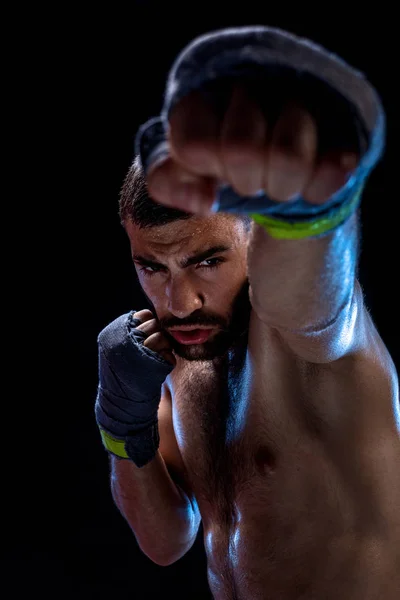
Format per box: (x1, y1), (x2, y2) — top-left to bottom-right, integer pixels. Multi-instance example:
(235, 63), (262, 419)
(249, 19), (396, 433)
(201, 437), (399, 600)
(197, 426), (400, 600)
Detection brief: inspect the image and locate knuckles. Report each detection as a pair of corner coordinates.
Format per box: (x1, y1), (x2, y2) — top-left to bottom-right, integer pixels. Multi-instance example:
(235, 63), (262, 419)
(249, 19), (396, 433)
(97, 311), (156, 353)
(97, 313), (130, 351)
(148, 81), (360, 209)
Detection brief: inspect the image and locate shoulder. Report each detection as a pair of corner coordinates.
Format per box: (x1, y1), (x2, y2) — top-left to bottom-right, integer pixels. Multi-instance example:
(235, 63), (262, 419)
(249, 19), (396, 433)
(248, 282), (399, 432)
(326, 290), (398, 420)
(325, 281), (397, 384)
(251, 280), (393, 365)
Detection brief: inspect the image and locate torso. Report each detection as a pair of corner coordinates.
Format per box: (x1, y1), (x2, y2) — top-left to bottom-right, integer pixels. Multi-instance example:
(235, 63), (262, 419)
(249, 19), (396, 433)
(165, 309), (400, 600)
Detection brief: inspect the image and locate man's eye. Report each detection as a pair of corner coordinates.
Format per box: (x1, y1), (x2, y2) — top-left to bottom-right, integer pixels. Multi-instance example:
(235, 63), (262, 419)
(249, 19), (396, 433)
(139, 265), (162, 277)
(138, 257), (224, 278)
(198, 258), (224, 270)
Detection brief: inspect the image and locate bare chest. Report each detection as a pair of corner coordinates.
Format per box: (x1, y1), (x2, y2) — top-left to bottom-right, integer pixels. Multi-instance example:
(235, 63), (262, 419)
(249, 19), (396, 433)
(166, 336), (310, 525)
(169, 356), (256, 518)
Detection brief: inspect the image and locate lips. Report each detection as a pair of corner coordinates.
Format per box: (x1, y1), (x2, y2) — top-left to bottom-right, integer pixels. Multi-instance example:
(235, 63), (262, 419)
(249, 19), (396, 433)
(169, 328), (214, 345)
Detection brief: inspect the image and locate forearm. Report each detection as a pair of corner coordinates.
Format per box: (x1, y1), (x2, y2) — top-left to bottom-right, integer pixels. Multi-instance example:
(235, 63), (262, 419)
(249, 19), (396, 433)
(248, 212), (359, 333)
(110, 451), (197, 566)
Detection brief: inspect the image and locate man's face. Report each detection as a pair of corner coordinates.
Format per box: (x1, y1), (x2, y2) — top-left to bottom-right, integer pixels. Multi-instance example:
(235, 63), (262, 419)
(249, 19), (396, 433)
(125, 214), (251, 361)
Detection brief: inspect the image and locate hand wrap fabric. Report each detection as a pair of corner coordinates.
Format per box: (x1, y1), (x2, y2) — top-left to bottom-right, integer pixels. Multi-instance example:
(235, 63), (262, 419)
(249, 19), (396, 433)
(95, 311), (174, 468)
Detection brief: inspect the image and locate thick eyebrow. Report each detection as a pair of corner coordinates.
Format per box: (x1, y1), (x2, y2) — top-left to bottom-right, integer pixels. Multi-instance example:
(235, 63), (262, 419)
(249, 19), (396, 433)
(132, 244), (231, 269)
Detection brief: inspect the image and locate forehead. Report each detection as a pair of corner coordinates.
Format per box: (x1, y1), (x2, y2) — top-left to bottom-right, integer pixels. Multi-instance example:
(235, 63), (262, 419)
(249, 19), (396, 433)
(125, 215), (243, 254)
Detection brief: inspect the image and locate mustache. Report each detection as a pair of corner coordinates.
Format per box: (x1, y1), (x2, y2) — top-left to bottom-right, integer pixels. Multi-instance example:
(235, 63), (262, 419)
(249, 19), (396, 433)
(160, 314), (229, 331)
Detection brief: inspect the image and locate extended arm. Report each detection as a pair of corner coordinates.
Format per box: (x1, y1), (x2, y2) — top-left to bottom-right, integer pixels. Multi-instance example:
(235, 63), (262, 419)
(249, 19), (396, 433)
(247, 212), (360, 362)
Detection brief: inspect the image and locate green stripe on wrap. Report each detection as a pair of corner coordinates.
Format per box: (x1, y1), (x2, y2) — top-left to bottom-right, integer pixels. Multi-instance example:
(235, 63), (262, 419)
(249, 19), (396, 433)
(250, 186), (363, 239)
(99, 428), (129, 459)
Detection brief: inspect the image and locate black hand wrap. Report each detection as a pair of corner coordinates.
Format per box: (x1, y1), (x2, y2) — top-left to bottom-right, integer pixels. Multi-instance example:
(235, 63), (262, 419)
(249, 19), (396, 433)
(95, 311), (174, 468)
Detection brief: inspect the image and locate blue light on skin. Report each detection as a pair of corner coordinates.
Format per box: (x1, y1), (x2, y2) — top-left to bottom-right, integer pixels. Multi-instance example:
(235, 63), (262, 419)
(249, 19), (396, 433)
(205, 529), (214, 554)
(225, 353), (253, 444)
(205, 510), (243, 576)
(391, 375), (400, 434)
(228, 509), (243, 569)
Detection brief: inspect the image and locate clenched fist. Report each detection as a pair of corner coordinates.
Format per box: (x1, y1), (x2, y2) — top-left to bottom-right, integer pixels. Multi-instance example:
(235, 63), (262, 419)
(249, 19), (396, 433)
(137, 27), (384, 227)
(148, 85), (358, 215)
(95, 309), (176, 466)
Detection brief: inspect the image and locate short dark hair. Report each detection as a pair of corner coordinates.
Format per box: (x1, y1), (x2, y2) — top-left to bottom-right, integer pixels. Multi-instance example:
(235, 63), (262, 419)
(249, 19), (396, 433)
(119, 155), (252, 232)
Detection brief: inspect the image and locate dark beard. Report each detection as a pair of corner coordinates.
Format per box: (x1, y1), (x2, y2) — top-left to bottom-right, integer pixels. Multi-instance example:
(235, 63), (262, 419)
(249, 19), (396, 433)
(161, 279), (251, 362)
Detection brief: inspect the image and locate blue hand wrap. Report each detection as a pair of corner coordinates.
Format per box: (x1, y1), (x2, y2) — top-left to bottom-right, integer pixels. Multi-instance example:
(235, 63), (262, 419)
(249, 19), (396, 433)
(95, 311), (174, 467)
(135, 26), (385, 238)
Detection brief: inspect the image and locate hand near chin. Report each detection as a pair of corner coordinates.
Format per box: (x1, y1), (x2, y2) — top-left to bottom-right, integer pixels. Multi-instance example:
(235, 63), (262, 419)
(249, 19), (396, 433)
(134, 309), (176, 367)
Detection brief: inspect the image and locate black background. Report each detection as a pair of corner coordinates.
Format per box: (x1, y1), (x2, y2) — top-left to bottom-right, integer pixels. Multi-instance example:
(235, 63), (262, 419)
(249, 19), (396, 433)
(6, 3), (399, 599)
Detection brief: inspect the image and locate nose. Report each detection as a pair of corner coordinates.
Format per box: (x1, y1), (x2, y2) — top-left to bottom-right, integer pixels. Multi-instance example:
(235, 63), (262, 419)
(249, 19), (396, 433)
(166, 274), (203, 319)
